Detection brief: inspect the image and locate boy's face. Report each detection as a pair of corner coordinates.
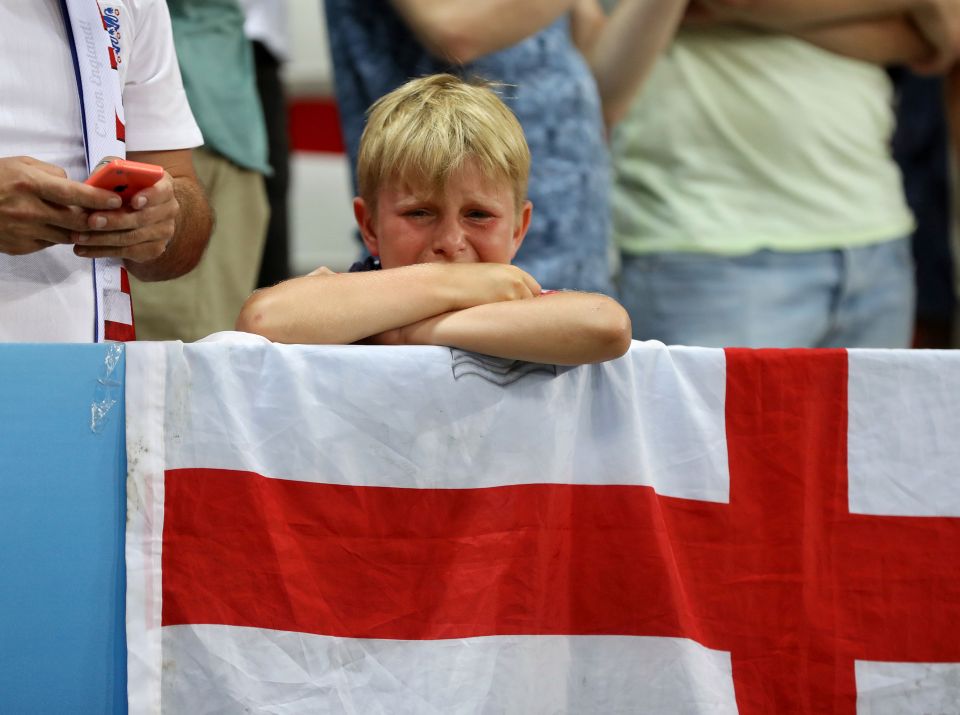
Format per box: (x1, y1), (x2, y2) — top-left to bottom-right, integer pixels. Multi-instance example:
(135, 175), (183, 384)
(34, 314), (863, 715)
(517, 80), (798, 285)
(354, 159), (532, 269)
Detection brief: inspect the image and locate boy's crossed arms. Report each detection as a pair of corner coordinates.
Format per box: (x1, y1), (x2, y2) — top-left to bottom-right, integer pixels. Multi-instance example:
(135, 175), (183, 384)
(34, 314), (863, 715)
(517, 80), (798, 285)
(238, 261), (630, 365)
(237, 74), (631, 366)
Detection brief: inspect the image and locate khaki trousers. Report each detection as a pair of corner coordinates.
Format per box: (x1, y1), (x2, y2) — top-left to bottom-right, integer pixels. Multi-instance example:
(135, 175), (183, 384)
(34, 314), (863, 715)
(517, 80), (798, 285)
(130, 148), (269, 342)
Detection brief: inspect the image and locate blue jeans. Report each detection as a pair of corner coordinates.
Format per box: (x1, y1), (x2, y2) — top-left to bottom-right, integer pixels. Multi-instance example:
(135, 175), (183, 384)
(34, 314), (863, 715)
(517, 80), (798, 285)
(618, 239), (915, 348)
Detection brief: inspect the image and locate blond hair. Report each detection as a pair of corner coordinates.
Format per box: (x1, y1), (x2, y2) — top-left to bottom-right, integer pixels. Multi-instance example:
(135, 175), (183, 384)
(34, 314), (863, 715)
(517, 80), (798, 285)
(356, 74), (530, 213)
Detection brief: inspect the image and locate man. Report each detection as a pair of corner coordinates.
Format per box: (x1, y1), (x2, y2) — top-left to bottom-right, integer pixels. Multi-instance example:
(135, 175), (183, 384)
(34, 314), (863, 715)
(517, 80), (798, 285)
(0, 0), (212, 342)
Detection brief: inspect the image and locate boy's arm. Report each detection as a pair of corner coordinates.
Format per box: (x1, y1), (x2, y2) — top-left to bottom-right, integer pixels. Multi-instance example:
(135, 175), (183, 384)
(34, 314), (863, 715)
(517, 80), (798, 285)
(235, 262), (541, 344)
(389, 290), (633, 365)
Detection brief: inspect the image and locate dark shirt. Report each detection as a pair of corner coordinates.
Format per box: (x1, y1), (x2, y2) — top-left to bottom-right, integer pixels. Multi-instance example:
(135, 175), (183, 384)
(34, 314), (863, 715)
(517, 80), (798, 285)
(348, 255), (380, 272)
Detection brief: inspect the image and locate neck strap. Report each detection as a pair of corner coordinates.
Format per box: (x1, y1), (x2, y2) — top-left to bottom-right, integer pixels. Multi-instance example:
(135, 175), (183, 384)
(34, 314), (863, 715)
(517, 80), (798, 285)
(60, 0), (134, 342)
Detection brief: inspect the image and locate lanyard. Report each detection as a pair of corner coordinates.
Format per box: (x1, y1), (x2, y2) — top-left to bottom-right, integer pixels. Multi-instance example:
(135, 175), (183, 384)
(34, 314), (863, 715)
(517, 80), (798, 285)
(59, 0), (134, 342)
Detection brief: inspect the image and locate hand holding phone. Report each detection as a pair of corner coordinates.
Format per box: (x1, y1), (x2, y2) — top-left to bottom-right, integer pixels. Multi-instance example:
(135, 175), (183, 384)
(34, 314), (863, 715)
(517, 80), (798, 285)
(84, 159), (164, 205)
(72, 157), (182, 265)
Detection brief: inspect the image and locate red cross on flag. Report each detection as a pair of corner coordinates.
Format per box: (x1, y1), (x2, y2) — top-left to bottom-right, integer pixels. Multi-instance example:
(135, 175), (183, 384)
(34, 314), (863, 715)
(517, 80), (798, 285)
(124, 339), (960, 714)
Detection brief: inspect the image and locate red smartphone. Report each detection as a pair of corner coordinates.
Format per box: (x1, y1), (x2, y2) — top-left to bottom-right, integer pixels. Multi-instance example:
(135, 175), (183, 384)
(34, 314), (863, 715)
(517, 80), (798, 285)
(84, 158), (164, 204)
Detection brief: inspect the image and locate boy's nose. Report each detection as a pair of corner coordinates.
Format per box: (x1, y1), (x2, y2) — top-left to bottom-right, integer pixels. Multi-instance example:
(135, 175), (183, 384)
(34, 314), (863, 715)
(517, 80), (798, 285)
(430, 221), (467, 258)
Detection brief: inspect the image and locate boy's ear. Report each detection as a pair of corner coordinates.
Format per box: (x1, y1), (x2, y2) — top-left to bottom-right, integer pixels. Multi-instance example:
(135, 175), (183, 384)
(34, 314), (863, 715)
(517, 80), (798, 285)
(510, 200), (533, 259)
(353, 197), (380, 257)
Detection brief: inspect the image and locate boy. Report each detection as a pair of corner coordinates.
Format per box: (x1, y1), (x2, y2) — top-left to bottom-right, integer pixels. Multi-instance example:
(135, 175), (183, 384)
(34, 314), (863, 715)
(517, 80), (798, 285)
(236, 74), (631, 365)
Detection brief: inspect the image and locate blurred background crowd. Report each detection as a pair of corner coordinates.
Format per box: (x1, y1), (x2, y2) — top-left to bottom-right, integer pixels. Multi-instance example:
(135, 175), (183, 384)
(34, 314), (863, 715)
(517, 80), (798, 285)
(145, 0), (960, 349)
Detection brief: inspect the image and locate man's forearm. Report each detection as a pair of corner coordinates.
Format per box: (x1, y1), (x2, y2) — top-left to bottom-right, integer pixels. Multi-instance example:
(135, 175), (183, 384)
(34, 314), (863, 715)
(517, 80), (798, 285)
(388, 0), (575, 64)
(124, 174), (211, 282)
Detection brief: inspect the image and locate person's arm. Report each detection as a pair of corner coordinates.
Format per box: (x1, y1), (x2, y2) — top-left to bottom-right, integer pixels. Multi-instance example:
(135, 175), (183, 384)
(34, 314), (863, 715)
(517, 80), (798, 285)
(387, 0), (576, 64)
(388, 290), (633, 365)
(71, 149), (212, 281)
(235, 262), (542, 344)
(571, 0), (689, 128)
(691, 0), (953, 70)
(794, 15), (935, 65)
(696, 0), (944, 29)
(0, 156), (124, 256)
(907, 1), (960, 72)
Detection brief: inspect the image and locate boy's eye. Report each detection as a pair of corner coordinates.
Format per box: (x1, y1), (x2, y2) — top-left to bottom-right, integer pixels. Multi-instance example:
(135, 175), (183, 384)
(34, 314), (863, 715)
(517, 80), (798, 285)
(403, 209), (430, 218)
(466, 209), (493, 220)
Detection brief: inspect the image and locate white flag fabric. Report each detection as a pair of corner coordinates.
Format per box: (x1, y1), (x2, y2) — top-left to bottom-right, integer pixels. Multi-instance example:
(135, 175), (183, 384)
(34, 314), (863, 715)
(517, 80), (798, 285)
(125, 339), (960, 714)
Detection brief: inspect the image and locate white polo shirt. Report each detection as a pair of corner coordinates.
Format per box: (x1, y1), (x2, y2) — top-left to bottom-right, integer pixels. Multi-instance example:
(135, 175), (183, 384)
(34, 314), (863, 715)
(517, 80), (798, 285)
(0, 0), (202, 342)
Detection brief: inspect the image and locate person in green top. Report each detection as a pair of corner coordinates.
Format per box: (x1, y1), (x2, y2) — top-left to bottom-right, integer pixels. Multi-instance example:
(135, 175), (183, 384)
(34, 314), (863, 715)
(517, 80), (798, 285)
(604, 0), (959, 348)
(131, 0), (271, 342)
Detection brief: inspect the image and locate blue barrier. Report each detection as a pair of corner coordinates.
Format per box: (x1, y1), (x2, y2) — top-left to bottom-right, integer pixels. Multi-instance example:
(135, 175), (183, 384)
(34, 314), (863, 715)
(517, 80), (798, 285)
(0, 345), (127, 713)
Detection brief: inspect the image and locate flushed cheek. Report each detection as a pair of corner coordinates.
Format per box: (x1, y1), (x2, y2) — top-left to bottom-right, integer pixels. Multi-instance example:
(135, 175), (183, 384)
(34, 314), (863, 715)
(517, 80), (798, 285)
(382, 227), (429, 255)
(469, 235), (516, 262)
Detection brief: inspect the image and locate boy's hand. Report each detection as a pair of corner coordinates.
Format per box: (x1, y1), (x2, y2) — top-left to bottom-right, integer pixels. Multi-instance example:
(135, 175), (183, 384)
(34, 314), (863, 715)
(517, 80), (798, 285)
(364, 263), (541, 347)
(396, 312), (450, 346)
(367, 312), (452, 348)
(446, 262), (541, 309)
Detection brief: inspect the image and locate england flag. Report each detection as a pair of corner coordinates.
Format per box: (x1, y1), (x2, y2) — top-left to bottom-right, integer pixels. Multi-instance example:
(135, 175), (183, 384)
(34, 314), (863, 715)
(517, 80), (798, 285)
(124, 339), (960, 714)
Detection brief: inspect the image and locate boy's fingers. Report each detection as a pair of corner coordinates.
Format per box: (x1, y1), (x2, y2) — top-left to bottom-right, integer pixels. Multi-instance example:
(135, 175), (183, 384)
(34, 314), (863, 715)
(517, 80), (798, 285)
(523, 274), (541, 296)
(508, 265), (540, 296)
